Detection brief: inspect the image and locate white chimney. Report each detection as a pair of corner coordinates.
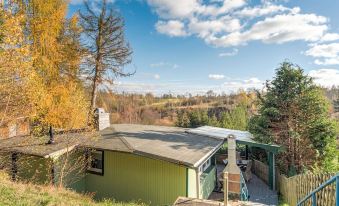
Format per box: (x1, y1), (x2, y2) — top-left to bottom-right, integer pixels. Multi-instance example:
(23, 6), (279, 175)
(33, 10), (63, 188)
(95, 108), (110, 131)
(225, 134), (241, 174)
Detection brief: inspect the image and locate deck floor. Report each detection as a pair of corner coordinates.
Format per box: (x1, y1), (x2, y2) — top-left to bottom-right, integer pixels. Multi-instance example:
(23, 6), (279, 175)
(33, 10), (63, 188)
(246, 174), (278, 206)
(210, 164), (278, 206)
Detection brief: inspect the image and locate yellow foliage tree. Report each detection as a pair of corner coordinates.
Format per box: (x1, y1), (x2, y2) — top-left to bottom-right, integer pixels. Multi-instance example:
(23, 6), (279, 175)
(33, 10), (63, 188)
(25, 0), (88, 131)
(0, 5), (32, 127)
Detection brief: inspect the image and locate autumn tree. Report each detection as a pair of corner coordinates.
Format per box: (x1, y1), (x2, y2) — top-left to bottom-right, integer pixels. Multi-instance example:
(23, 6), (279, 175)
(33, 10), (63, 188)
(249, 62), (337, 175)
(79, 0), (133, 121)
(26, 0), (88, 131)
(0, 3), (32, 129)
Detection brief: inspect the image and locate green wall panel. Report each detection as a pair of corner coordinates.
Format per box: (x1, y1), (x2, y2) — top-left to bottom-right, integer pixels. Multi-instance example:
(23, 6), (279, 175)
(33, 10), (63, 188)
(16, 154), (51, 184)
(200, 166), (216, 199)
(85, 151), (186, 206)
(54, 150), (86, 192)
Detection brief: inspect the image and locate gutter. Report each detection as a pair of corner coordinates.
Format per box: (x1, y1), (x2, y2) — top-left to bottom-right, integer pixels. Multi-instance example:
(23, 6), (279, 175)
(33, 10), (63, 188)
(193, 140), (224, 168)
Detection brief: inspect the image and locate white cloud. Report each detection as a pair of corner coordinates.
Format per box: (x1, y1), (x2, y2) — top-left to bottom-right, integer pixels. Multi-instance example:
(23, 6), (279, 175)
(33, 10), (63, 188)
(209, 74), (225, 80)
(314, 58), (339, 65)
(243, 77), (262, 84)
(155, 20), (188, 37)
(308, 69), (339, 87)
(150, 62), (179, 69)
(235, 3), (299, 18)
(305, 43), (339, 65)
(147, 0), (336, 52)
(207, 13), (328, 47)
(219, 48), (238, 57)
(154, 74), (160, 79)
(147, 0), (200, 19)
(306, 43), (339, 58)
(320, 33), (339, 42)
(222, 77), (264, 90)
(188, 17), (241, 38)
(147, 0), (246, 19)
(198, 0), (247, 16)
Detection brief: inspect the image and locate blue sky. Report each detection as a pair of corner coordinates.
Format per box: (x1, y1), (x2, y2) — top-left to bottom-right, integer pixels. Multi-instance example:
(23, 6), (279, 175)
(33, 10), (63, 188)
(69, 0), (339, 95)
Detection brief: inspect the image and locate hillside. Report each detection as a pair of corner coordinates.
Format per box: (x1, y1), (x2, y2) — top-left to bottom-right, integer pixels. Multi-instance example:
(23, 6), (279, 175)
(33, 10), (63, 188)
(0, 172), (144, 206)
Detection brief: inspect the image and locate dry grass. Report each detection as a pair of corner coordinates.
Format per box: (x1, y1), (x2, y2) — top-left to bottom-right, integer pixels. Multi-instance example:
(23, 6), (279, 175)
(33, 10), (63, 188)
(0, 171), (145, 206)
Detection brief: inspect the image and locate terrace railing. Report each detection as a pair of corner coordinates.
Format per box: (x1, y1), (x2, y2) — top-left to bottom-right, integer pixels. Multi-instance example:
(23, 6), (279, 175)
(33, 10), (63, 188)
(240, 171), (249, 201)
(297, 173), (338, 206)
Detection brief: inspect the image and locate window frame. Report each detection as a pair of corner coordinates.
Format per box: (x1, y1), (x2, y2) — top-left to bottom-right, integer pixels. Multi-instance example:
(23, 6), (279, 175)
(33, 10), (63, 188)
(87, 149), (104, 176)
(199, 158), (211, 174)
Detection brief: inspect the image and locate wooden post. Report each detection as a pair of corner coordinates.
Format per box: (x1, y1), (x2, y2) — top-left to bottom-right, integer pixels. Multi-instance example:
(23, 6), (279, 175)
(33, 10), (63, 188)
(50, 160), (55, 185)
(11, 152), (18, 181)
(268, 152), (275, 190)
(224, 172), (228, 206)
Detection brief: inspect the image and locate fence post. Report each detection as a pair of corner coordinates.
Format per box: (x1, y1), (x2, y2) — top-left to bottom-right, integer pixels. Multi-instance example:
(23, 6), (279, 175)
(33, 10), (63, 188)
(336, 176), (339, 206)
(224, 172), (228, 206)
(312, 193), (316, 206)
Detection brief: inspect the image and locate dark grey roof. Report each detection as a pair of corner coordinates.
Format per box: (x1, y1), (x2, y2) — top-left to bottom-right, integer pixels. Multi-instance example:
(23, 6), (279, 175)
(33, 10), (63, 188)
(0, 132), (97, 158)
(92, 124), (224, 167)
(0, 124), (224, 167)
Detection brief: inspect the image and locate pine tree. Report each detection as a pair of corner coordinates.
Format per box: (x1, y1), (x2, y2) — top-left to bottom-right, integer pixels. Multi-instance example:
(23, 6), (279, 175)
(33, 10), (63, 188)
(79, 0), (133, 120)
(249, 62), (337, 174)
(334, 91), (339, 113)
(220, 105), (248, 131)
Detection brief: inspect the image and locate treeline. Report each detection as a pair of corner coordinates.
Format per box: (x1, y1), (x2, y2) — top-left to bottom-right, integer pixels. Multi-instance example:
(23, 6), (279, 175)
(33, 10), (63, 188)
(175, 105), (248, 131)
(96, 90), (257, 126)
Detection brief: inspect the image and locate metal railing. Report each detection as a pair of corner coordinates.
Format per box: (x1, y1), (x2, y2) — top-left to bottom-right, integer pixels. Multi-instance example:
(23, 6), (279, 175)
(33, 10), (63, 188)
(240, 171), (249, 201)
(297, 173), (339, 206)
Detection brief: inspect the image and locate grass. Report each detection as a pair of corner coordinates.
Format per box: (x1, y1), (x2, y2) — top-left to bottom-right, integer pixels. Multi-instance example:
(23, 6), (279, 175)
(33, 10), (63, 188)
(0, 171), (144, 206)
(278, 194), (289, 206)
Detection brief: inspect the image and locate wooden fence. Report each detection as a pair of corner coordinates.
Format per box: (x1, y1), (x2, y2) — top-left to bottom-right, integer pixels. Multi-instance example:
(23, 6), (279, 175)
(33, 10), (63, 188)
(278, 173), (336, 206)
(252, 160), (336, 206)
(252, 159), (269, 185)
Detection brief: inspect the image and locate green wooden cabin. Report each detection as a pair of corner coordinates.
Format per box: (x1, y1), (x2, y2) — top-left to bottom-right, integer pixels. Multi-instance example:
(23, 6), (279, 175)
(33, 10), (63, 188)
(0, 124), (224, 206)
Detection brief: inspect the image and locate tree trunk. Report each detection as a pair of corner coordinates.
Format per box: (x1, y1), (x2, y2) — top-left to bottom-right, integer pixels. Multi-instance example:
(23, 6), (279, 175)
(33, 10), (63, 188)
(88, 14), (103, 125)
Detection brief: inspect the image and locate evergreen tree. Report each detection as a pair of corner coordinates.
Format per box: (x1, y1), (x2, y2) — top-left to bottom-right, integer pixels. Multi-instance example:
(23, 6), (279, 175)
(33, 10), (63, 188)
(220, 105), (248, 131)
(189, 110), (201, 128)
(334, 93), (339, 113)
(181, 111), (190, 128)
(208, 114), (219, 127)
(249, 62), (337, 174)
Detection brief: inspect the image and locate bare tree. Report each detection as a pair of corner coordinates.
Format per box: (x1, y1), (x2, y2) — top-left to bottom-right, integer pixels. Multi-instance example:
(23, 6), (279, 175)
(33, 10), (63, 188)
(79, 0), (133, 122)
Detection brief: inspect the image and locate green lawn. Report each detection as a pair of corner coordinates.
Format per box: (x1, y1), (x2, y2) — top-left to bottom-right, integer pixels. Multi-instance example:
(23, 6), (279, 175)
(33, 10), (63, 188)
(0, 171), (145, 206)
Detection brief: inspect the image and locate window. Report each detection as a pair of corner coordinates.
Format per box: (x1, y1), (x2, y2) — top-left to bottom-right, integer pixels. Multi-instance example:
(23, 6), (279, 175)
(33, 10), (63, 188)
(87, 150), (104, 175)
(199, 158), (211, 173)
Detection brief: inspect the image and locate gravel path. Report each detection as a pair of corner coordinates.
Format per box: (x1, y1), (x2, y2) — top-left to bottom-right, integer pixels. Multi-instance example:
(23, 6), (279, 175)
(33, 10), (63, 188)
(245, 174), (278, 206)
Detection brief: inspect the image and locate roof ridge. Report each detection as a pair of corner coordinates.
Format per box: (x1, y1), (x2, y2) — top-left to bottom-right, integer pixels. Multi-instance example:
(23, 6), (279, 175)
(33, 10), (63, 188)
(118, 136), (135, 152)
(184, 130), (224, 141)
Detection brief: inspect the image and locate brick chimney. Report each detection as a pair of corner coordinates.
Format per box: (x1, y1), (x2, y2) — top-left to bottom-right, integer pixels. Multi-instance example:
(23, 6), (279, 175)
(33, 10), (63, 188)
(225, 134), (241, 199)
